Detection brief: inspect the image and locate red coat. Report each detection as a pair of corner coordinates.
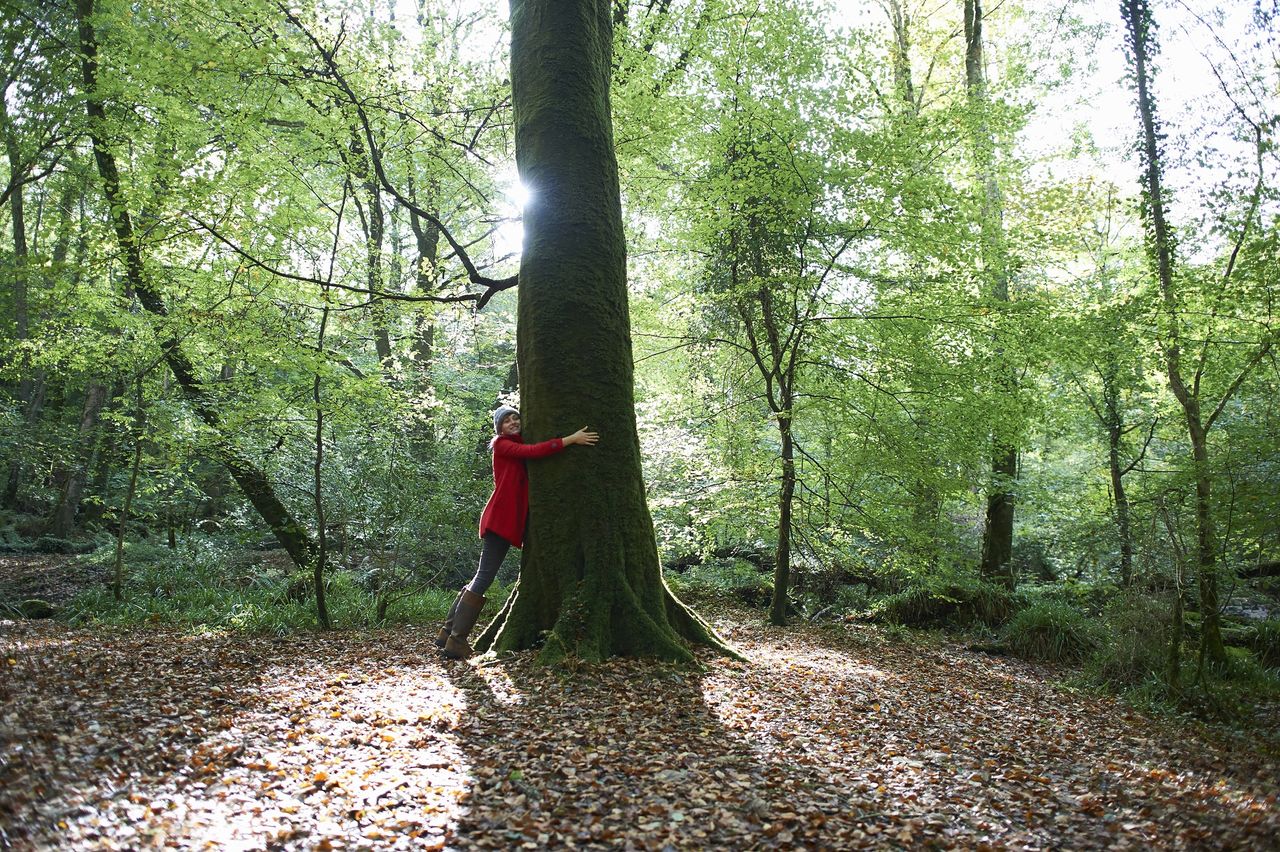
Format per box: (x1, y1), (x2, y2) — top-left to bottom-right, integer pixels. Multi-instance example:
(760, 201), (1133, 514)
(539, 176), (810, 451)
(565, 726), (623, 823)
(478, 434), (564, 548)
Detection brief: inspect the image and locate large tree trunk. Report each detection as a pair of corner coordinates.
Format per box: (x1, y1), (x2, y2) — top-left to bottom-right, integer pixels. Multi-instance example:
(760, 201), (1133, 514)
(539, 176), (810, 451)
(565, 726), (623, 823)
(76, 0), (315, 569)
(964, 0), (1017, 589)
(1120, 0), (1226, 664)
(477, 0), (726, 664)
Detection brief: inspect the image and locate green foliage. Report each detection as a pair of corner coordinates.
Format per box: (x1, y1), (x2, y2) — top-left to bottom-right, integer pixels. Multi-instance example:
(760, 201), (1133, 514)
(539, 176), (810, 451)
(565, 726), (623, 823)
(1086, 592), (1175, 689)
(63, 536), (497, 632)
(871, 574), (1025, 627)
(666, 559), (773, 609)
(1242, 620), (1280, 669)
(1003, 601), (1098, 662)
(1021, 580), (1119, 617)
(0, 0), (1273, 704)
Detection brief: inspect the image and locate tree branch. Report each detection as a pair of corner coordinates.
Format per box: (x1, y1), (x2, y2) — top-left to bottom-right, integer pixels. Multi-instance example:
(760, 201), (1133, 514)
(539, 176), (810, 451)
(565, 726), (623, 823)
(275, 3), (518, 308)
(190, 213), (512, 306)
(1205, 338), (1274, 433)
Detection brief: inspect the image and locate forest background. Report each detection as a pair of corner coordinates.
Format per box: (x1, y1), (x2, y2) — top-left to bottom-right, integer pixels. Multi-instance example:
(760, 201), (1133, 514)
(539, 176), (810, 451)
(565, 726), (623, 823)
(1, 0), (1278, 718)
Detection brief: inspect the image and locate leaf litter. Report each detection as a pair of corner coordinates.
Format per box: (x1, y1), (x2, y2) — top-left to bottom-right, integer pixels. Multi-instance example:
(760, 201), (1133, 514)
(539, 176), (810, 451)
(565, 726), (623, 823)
(1, 605), (1275, 849)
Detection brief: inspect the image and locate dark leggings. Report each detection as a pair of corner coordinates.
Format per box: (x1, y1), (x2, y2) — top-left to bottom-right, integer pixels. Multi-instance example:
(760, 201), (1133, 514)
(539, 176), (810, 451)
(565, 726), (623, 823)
(466, 531), (511, 596)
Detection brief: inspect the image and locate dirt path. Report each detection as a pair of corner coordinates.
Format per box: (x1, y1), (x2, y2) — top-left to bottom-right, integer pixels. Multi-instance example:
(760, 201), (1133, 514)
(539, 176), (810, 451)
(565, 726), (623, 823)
(1, 609), (1276, 850)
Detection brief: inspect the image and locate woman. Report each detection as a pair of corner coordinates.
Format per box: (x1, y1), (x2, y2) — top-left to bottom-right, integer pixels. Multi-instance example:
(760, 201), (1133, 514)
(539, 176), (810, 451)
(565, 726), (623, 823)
(438, 405), (598, 659)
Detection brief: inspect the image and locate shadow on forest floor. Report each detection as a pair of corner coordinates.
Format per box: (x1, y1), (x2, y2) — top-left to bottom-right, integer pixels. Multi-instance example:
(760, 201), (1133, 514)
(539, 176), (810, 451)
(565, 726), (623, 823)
(1, 604), (1276, 850)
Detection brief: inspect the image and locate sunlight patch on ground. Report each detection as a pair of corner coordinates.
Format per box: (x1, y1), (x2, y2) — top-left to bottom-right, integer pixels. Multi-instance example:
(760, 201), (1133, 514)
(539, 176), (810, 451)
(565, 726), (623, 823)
(467, 657), (525, 706)
(5, 619), (1278, 848)
(1, 624), (478, 849)
(0, 621), (76, 654)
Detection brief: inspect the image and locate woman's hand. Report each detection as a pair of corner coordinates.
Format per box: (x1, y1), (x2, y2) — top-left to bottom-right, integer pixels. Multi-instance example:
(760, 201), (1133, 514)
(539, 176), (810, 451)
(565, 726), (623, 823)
(564, 427), (599, 447)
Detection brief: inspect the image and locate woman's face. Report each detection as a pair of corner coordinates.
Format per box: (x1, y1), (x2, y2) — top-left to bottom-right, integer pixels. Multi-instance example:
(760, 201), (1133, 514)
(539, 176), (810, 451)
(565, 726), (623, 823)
(500, 412), (521, 436)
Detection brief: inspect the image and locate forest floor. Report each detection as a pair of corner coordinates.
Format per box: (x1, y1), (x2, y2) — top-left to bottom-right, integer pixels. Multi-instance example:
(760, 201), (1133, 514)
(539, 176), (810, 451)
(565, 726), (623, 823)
(2, 586), (1278, 849)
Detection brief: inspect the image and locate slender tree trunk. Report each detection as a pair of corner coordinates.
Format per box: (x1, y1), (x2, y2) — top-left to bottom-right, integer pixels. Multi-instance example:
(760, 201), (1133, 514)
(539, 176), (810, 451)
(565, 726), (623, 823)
(1158, 499), (1185, 693)
(1120, 0), (1226, 664)
(408, 193), (440, 370)
(769, 409), (796, 626)
(76, 0), (316, 569)
(1107, 426), (1134, 586)
(887, 0), (943, 569)
(1, 93), (36, 510)
(82, 380), (123, 526)
(476, 0), (727, 663)
(887, 0), (917, 113)
(964, 0), (1017, 589)
(112, 380), (145, 601)
(407, 187), (440, 453)
(312, 300), (331, 630)
(362, 163), (393, 367)
(347, 133), (393, 369)
(45, 382), (109, 538)
(1100, 370), (1136, 587)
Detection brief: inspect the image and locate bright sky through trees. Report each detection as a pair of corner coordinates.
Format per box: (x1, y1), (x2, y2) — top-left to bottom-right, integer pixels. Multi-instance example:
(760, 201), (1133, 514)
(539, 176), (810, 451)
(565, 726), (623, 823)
(378, 0), (1273, 265)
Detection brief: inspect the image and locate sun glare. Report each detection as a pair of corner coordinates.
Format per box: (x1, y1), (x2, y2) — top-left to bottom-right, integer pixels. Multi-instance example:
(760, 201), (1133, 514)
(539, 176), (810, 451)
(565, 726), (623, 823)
(507, 179), (532, 209)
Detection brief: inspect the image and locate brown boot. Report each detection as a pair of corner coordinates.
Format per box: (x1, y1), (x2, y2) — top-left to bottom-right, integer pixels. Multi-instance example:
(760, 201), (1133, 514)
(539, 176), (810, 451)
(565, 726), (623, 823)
(441, 589), (486, 660)
(436, 587), (468, 648)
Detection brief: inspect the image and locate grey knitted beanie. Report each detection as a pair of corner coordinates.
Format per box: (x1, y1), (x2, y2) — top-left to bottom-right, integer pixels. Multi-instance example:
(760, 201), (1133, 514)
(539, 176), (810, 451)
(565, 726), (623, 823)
(493, 405), (520, 433)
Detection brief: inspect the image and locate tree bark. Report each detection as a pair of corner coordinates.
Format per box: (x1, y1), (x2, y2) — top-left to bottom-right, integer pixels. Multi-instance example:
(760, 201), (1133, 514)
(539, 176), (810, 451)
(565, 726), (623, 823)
(408, 178), (441, 371)
(1120, 0), (1225, 664)
(1100, 370), (1136, 587)
(112, 379), (145, 600)
(45, 382), (109, 538)
(353, 137), (393, 368)
(476, 0), (727, 663)
(1, 91), (38, 510)
(964, 0), (1017, 589)
(768, 410), (796, 626)
(76, 0), (315, 569)
(312, 300), (331, 629)
(887, 0), (917, 114)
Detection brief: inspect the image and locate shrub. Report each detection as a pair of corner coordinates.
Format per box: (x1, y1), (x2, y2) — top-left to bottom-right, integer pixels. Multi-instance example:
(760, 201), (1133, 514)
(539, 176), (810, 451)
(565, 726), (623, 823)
(870, 576), (1025, 627)
(1087, 592), (1175, 689)
(666, 559), (772, 608)
(872, 584), (938, 625)
(832, 583), (872, 615)
(1244, 619), (1280, 669)
(1003, 601), (1097, 663)
(1020, 579), (1118, 616)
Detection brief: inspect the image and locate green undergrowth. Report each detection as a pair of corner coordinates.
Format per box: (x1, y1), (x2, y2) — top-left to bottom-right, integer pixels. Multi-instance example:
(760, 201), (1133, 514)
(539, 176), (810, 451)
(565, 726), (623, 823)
(1002, 600), (1099, 662)
(59, 539), (510, 633)
(666, 558), (773, 608)
(870, 575), (1025, 627)
(670, 559), (1278, 725)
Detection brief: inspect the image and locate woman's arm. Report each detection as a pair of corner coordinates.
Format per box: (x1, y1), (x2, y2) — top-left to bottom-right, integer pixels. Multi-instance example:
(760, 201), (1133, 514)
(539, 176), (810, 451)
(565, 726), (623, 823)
(562, 427), (598, 447)
(494, 427), (598, 459)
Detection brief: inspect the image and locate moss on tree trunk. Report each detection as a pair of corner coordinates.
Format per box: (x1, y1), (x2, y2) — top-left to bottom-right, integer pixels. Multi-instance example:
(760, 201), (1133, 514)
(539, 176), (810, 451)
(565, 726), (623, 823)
(475, 0), (730, 664)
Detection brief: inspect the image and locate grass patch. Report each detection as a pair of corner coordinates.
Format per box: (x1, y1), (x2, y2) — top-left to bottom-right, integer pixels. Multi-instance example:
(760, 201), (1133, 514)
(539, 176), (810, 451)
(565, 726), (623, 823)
(870, 575), (1025, 627)
(1085, 591), (1174, 690)
(1003, 601), (1098, 663)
